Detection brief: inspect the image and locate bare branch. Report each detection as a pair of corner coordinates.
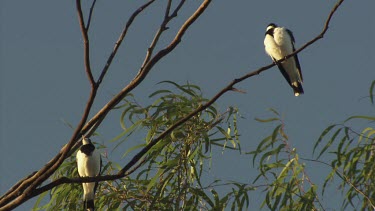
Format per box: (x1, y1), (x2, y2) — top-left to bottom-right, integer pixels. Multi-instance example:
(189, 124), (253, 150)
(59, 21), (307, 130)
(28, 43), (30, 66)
(170, 0), (186, 18)
(279, 0), (344, 63)
(76, 0), (95, 87)
(51, 0), (158, 169)
(0, 1), (102, 209)
(86, 0), (97, 31)
(96, 0), (156, 86)
(140, 0), (186, 70)
(86, 0), (96, 32)
(81, 0), (212, 149)
(165, 0), (172, 19)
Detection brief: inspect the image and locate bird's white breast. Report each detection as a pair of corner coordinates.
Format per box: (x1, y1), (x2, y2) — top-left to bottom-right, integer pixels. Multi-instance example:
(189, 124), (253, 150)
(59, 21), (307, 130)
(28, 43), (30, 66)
(77, 150), (101, 177)
(264, 27), (293, 60)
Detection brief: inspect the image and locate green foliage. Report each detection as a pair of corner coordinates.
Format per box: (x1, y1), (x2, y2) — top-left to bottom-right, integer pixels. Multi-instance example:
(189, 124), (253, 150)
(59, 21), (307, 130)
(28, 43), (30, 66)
(105, 81), (245, 210)
(248, 109), (320, 211)
(34, 80), (375, 210)
(313, 80), (375, 210)
(33, 156), (81, 210)
(34, 81), (249, 210)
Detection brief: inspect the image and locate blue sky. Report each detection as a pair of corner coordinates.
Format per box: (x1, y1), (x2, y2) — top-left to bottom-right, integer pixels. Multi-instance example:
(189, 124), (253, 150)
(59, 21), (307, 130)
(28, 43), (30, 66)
(1, 0), (374, 210)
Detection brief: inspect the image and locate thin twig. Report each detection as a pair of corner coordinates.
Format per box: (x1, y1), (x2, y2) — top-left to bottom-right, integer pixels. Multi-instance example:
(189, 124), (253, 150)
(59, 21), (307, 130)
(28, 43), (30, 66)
(170, 0), (186, 18)
(72, 0), (157, 153)
(86, 0), (98, 31)
(0, 1), (100, 209)
(165, 0), (172, 19)
(140, 0), (186, 71)
(76, 0), (95, 87)
(96, 0), (156, 86)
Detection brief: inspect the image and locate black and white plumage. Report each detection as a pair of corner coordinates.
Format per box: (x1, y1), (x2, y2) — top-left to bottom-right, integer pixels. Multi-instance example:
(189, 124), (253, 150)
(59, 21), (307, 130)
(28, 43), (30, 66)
(264, 23), (304, 96)
(76, 137), (102, 211)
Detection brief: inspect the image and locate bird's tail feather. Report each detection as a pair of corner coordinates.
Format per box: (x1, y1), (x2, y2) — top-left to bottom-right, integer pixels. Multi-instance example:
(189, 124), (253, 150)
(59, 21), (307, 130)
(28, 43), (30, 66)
(84, 199), (95, 211)
(292, 82), (304, 97)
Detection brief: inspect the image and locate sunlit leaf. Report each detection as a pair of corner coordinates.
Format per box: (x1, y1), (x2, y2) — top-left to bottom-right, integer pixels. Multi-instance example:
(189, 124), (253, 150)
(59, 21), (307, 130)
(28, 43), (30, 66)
(148, 89), (172, 98)
(158, 80), (197, 96)
(344, 115), (375, 122)
(255, 117), (280, 123)
(260, 144), (286, 169)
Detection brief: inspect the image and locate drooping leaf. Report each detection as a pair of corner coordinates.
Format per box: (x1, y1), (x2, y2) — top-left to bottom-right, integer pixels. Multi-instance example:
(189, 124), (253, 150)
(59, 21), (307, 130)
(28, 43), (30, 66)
(316, 128), (342, 159)
(344, 115), (375, 122)
(369, 80), (375, 104)
(313, 124), (337, 156)
(255, 117), (280, 123)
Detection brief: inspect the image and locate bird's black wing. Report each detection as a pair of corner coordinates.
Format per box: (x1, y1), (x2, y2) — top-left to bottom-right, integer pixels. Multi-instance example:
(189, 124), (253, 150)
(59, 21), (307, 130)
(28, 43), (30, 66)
(94, 156), (102, 194)
(286, 29), (303, 81)
(292, 45), (303, 81)
(286, 29), (295, 43)
(272, 57), (292, 85)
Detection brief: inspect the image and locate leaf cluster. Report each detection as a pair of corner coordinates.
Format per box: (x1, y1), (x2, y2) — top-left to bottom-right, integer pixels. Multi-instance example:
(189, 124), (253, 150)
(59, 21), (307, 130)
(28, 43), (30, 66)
(313, 81), (375, 210)
(249, 109), (319, 211)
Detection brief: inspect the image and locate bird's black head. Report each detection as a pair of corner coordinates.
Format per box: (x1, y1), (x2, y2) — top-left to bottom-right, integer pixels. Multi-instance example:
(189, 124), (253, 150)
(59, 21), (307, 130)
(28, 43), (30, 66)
(267, 23), (277, 28)
(265, 23), (277, 36)
(80, 137), (95, 155)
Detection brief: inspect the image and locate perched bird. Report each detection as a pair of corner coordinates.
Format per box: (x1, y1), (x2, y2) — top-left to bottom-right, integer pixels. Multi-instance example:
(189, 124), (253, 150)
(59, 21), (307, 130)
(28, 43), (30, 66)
(76, 137), (102, 211)
(264, 23), (304, 96)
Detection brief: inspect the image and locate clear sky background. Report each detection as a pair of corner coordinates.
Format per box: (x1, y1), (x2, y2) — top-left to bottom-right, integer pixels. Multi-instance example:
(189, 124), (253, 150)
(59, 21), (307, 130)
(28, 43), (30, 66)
(1, 0), (374, 210)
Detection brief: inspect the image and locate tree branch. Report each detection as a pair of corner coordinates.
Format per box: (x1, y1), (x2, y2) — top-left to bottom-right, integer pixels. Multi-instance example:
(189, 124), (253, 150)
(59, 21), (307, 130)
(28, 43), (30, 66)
(17, 0), (346, 202)
(79, 0), (212, 153)
(76, 0), (95, 87)
(86, 0), (97, 31)
(0, 1), (101, 209)
(28, 157), (148, 200)
(0, 0), (345, 209)
(0, 0), (207, 209)
(69, 0), (158, 154)
(140, 0), (186, 70)
(96, 0), (156, 86)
